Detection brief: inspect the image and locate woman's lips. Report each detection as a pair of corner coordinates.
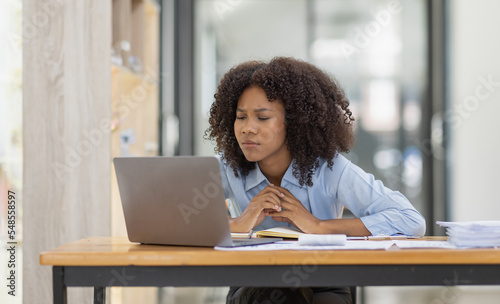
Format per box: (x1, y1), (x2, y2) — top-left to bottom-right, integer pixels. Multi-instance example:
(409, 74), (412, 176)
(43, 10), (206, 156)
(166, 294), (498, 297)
(241, 141), (259, 148)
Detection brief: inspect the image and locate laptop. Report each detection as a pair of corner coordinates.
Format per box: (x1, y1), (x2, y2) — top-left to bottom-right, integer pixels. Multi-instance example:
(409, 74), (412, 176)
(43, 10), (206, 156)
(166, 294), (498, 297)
(113, 156), (280, 247)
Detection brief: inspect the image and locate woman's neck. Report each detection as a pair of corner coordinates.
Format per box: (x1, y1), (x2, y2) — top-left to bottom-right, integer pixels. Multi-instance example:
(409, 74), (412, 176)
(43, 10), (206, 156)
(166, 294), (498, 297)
(258, 157), (292, 186)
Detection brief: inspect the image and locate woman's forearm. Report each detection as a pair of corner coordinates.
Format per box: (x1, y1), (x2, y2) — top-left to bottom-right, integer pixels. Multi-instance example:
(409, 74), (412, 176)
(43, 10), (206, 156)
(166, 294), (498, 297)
(315, 218), (371, 236)
(229, 217), (251, 233)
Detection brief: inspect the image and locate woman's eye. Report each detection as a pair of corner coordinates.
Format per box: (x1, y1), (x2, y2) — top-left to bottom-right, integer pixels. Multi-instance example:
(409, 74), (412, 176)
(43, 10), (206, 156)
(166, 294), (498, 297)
(236, 116), (246, 120)
(258, 117), (270, 121)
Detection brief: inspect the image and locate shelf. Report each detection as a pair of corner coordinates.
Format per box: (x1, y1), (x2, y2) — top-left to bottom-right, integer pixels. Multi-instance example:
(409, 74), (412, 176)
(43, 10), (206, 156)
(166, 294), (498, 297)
(112, 0), (160, 75)
(110, 2), (161, 302)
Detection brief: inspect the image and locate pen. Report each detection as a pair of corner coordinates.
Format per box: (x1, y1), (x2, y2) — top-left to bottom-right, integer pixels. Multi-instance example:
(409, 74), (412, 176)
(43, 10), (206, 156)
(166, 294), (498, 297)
(248, 230), (254, 239)
(346, 236), (369, 240)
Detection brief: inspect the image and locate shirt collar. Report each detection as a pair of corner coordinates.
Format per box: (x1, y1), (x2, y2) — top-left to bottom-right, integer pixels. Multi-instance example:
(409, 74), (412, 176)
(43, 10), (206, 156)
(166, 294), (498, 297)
(244, 160), (302, 191)
(244, 163), (268, 191)
(282, 161), (302, 187)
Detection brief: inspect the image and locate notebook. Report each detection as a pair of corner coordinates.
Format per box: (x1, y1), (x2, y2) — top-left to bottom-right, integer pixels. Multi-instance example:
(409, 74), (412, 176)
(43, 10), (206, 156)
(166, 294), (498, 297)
(113, 156), (280, 247)
(256, 226), (305, 238)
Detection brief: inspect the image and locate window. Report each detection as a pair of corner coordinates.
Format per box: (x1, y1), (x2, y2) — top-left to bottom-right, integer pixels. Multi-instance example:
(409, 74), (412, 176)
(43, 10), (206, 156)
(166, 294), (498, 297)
(193, 0), (429, 222)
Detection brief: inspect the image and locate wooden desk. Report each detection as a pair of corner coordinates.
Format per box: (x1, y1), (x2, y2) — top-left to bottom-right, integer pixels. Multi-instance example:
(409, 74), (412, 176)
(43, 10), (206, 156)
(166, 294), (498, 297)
(40, 237), (500, 304)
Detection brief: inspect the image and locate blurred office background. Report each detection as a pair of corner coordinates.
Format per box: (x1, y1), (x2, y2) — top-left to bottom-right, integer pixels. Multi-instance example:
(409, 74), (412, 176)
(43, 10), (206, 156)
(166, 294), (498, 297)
(1, 0), (499, 303)
(193, 0), (431, 230)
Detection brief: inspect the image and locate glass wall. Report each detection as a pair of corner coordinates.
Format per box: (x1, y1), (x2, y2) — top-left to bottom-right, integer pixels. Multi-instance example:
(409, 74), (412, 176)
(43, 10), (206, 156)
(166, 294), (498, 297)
(311, 0), (428, 217)
(194, 0), (428, 219)
(194, 0), (309, 157)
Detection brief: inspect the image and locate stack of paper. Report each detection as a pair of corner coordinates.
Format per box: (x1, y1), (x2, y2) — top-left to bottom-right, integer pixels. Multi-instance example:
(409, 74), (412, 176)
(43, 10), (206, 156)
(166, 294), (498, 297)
(437, 221), (500, 247)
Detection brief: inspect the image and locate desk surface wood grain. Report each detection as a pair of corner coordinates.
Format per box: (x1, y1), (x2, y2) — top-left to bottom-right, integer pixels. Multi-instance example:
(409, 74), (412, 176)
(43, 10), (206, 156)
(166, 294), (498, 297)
(39, 237), (500, 267)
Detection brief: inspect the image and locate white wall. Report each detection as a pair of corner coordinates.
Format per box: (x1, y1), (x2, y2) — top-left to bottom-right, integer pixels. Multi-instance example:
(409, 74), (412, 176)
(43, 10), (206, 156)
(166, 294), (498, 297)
(450, 0), (500, 221)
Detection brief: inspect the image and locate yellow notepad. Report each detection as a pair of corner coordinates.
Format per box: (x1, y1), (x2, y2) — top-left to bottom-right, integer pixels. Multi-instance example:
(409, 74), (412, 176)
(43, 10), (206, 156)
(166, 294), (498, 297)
(256, 226), (305, 239)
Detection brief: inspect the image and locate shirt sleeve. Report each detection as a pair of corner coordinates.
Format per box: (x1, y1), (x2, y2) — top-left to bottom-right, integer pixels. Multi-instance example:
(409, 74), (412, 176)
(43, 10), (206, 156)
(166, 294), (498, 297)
(336, 160), (426, 237)
(215, 155), (231, 199)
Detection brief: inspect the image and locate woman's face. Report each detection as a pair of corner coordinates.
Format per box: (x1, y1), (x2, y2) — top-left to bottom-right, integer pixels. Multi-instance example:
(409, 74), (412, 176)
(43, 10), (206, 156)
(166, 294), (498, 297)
(234, 86), (290, 166)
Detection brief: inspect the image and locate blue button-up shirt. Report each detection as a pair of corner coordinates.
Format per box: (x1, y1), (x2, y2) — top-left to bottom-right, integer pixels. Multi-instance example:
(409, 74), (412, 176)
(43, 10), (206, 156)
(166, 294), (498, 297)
(218, 154), (426, 236)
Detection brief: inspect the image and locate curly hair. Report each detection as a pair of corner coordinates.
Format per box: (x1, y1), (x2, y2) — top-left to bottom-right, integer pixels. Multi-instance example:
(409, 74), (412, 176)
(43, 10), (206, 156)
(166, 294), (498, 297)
(204, 57), (355, 187)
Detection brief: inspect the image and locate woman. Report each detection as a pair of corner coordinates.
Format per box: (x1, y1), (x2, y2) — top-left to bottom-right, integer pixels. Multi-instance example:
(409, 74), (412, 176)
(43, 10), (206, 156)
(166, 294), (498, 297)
(205, 57), (425, 304)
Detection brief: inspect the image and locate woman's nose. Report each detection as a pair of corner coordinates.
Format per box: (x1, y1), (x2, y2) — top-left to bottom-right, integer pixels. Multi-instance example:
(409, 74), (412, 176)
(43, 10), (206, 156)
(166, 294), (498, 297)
(242, 119), (257, 134)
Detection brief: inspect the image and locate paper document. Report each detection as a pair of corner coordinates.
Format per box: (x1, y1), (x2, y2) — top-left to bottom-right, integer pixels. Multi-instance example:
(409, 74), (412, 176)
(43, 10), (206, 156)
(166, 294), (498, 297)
(393, 240), (456, 249)
(437, 221), (500, 247)
(215, 240), (394, 251)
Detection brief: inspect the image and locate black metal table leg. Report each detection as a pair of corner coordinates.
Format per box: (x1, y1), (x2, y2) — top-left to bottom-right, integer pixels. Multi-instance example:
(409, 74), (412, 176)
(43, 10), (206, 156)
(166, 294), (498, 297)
(53, 266), (67, 304)
(94, 286), (106, 304)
